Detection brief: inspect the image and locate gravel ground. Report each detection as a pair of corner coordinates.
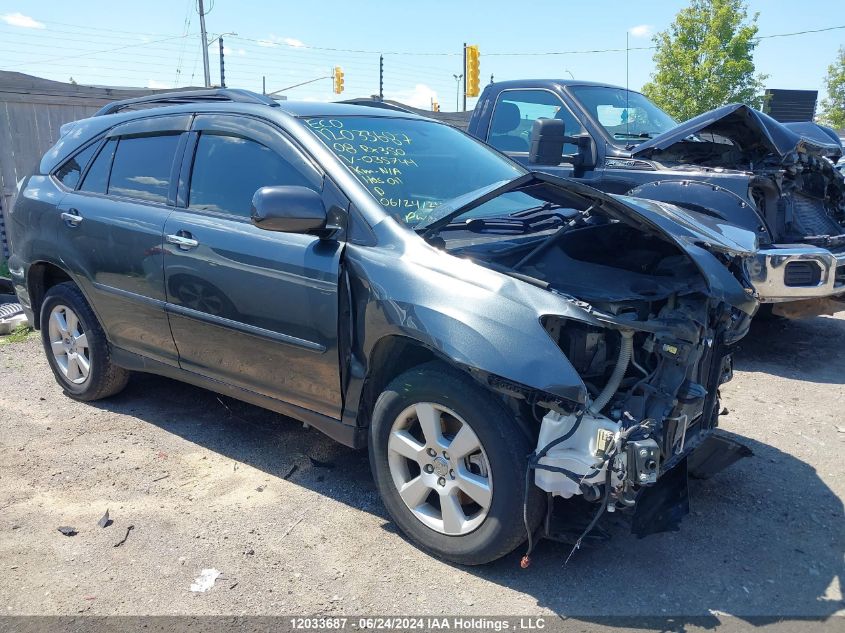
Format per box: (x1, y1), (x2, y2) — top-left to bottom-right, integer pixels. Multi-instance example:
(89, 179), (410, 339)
(0, 314), (843, 625)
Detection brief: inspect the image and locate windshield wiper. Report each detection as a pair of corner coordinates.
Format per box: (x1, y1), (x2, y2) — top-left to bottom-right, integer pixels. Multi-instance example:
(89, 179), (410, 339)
(415, 174), (533, 238)
(614, 132), (657, 139)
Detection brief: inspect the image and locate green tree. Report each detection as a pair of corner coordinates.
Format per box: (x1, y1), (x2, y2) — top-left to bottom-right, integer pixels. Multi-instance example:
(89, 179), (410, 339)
(818, 46), (845, 130)
(642, 0), (767, 122)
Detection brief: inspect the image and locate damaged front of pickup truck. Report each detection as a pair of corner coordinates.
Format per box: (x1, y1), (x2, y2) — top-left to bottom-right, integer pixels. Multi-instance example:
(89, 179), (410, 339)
(619, 104), (845, 318)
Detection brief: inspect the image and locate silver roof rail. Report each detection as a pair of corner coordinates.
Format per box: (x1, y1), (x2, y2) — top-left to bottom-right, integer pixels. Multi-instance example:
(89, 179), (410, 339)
(94, 88), (279, 117)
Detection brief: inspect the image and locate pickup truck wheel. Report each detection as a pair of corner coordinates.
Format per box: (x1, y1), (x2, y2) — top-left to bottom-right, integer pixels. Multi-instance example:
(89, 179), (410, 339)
(40, 282), (129, 401)
(369, 362), (542, 565)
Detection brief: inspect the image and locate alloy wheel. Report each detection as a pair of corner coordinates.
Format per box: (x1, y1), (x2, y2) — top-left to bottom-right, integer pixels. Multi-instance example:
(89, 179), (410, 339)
(47, 304), (91, 384)
(387, 402), (493, 536)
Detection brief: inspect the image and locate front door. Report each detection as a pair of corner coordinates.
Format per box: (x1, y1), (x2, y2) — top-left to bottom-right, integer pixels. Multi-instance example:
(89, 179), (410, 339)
(163, 114), (344, 418)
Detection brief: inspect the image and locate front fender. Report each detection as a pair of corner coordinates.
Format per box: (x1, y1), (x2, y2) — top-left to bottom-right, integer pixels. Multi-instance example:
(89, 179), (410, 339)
(344, 232), (592, 409)
(628, 178), (769, 239)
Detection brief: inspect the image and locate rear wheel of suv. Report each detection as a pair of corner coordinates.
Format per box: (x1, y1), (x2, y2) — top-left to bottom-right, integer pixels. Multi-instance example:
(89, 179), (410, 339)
(40, 282), (129, 401)
(368, 362), (542, 565)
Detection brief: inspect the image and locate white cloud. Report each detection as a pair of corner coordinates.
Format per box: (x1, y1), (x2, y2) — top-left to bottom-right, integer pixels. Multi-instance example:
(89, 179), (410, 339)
(223, 46), (246, 56)
(386, 84), (439, 110)
(1, 12), (45, 29)
(147, 79), (170, 89)
(628, 24), (653, 38)
(257, 35), (306, 49)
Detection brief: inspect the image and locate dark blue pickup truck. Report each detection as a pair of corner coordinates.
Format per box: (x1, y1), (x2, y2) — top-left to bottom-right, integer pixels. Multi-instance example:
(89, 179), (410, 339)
(465, 80), (845, 317)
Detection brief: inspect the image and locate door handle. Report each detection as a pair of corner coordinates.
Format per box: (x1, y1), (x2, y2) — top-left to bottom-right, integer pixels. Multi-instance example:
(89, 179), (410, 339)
(166, 233), (199, 249)
(60, 209), (83, 226)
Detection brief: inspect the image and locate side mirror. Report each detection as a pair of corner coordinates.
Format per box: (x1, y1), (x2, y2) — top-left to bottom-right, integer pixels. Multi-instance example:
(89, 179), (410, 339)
(251, 186), (327, 234)
(529, 118), (566, 166)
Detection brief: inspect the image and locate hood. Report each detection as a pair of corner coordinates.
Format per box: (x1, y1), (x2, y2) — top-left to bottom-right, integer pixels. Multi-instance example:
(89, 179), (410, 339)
(631, 103), (843, 162)
(418, 172), (758, 314)
(421, 172), (757, 257)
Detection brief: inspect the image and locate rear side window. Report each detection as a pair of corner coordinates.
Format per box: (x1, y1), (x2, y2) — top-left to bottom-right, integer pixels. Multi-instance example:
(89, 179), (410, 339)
(188, 133), (317, 217)
(80, 139), (117, 194)
(55, 141), (100, 189)
(107, 134), (181, 203)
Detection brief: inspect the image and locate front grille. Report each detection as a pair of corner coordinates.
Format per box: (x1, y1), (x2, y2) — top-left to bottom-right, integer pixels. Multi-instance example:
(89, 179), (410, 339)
(784, 261), (822, 287)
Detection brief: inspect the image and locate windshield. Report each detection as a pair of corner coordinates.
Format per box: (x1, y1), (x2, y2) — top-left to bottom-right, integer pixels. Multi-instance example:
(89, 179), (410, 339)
(570, 86), (677, 143)
(304, 116), (525, 226)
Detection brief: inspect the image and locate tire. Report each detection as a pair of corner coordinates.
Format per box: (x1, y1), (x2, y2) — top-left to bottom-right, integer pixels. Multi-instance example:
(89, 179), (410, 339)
(40, 282), (129, 401)
(368, 361), (543, 565)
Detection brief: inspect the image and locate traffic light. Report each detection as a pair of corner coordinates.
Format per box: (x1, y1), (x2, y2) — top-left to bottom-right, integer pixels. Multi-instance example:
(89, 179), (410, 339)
(432, 101), (440, 112)
(465, 45), (480, 97)
(333, 66), (344, 94)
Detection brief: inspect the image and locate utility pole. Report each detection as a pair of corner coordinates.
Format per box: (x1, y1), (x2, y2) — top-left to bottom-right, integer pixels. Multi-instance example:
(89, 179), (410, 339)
(219, 36), (225, 88)
(262, 75), (266, 95)
(462, 42), (467, 112)
(379, 55), (384, 101)
(198, 0), (210, 88)
(453, 73), (463, 112)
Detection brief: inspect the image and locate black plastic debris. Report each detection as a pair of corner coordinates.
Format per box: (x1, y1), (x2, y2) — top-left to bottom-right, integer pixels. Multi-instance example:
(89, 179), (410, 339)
(283, 464), (298, 480)
(57, 526), (77, 536)
(631, 457), (690, 538)
(113, 524), (134, 547)
(97, 509), (112, 528)
(689, 433), (753, 479)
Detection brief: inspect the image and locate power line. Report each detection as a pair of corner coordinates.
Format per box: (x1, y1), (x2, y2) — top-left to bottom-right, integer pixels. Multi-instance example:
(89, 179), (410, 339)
(1, 33), (192, 69)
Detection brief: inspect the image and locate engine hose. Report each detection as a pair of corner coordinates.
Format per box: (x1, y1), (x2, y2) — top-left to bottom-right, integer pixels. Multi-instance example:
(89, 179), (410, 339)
(589, 329), (634, 415)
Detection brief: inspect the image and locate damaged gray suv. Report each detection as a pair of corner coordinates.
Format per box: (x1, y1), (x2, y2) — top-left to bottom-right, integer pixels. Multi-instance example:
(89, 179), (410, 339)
(7, 89), (759, 564)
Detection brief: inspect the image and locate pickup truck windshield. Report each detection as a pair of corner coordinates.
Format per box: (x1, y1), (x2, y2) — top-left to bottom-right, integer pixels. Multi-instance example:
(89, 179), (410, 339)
(304, 116), (525, 226)
(569, 86), (677, 143)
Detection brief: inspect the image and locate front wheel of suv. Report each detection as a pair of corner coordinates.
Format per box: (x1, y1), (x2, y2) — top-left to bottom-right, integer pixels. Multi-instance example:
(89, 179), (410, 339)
(368, 362), (542, 565)
(40, 282), (130, 401)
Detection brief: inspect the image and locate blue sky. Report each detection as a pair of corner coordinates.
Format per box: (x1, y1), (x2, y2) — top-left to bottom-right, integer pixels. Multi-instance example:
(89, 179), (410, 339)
(1, 0), (843, 111)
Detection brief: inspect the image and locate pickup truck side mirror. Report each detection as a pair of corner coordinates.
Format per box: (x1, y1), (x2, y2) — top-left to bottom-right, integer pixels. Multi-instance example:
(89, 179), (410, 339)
(251, 186), (328, 234)
(529, 118), (566, 165)
(529, 119), (598, 171)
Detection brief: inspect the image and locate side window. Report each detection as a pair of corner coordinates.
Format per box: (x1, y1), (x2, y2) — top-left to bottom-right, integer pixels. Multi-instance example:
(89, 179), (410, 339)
(107, 134), (181, 203)
(55, 141), (100, 189)
(188, 133), (318, 217)
(80, 139), (117, 194)
(489, 90), (585, 155)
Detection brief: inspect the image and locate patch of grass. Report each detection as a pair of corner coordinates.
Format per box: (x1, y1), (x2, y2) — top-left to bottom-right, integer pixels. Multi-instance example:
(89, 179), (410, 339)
(0, 324), (34, 344)
(0, 259), (9, 278)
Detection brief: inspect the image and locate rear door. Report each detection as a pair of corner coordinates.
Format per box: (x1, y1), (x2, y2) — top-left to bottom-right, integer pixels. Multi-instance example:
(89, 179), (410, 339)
(54, 115), (190, 364)
(163, 114), (345, 418)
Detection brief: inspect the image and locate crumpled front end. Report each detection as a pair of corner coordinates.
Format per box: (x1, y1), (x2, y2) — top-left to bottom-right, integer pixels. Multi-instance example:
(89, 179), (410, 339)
(442, 175), (758, 540)
(534, 296), (743, 530)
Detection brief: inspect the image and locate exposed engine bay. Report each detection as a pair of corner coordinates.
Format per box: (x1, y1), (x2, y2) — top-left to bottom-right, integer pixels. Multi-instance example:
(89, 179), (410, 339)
(426, 174), (756, 542)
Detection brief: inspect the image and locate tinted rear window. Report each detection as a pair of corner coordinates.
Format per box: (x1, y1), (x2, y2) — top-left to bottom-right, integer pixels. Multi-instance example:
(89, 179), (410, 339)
(55, 141), (100, 189)
(108, 134), (181, 203)
(80, 139), (116, 194)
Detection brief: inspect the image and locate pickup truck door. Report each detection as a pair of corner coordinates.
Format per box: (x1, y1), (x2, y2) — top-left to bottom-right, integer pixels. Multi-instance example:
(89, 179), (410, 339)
(163, 114), (345, 419)
(484, 88), (586, 179)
